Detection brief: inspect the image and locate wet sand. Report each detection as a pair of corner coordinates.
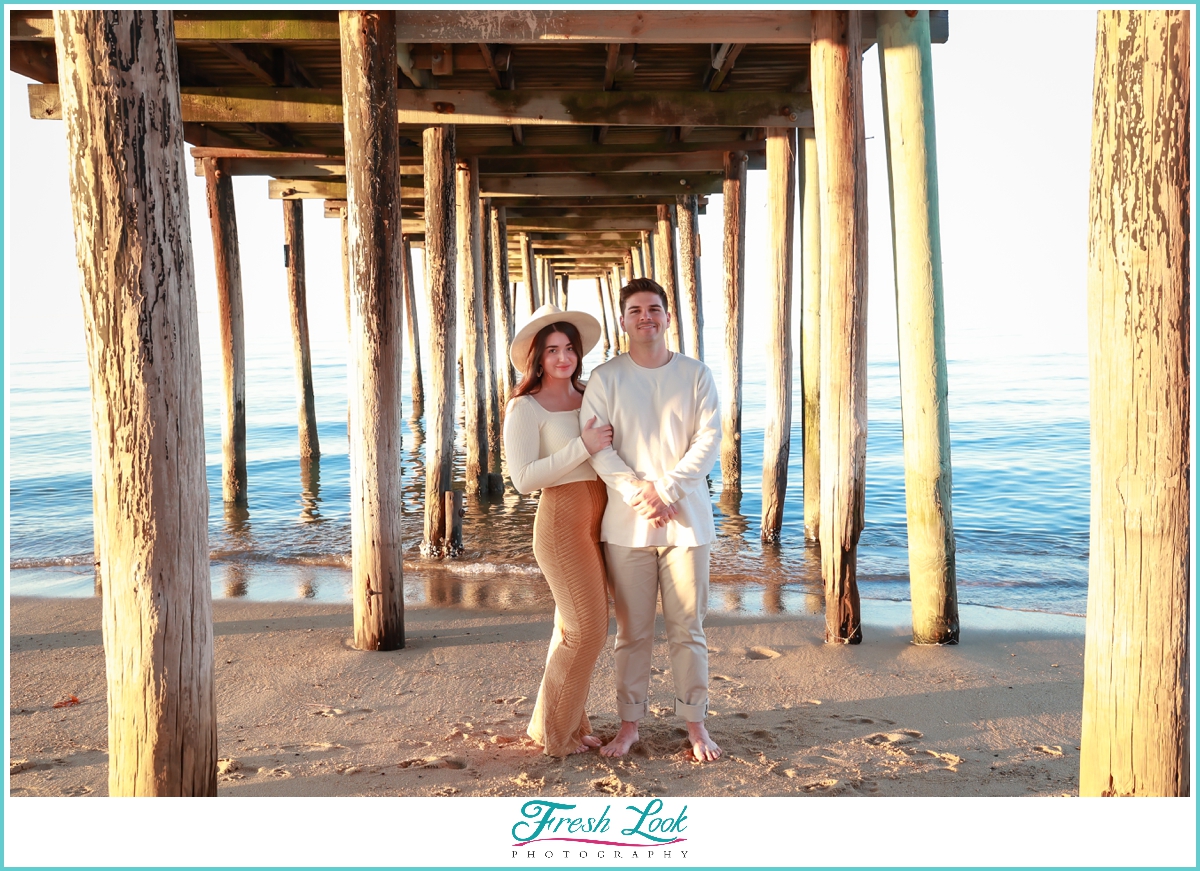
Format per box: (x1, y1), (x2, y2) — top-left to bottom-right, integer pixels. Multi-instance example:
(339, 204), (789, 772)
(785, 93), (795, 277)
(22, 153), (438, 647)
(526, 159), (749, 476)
(8, 593), (1085, 799)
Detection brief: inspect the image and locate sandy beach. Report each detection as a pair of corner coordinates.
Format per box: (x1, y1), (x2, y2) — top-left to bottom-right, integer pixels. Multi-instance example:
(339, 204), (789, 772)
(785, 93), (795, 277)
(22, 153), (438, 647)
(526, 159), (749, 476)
(8, 593), (1085, 799)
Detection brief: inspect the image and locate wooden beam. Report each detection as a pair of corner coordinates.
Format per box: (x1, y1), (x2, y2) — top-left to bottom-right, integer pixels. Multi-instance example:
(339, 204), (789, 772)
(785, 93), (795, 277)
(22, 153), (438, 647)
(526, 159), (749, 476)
(211, 41), (279, 86)
(30, 83), (343, 123)
(506, 216), (657, 232)
(394, 89), (809, 127)
(485, 174), (724, 197)
(708, 42), (746, 91)
(478, 152), (764, 174)
(655, 204), (683, 353)
(477, 43), (504, 87)
(11, 10), (951, 44)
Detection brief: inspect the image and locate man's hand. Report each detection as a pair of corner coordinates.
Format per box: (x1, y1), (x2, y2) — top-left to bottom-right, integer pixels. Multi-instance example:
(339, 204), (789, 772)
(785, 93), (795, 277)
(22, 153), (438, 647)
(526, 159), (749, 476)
(630, 480), (677, 527)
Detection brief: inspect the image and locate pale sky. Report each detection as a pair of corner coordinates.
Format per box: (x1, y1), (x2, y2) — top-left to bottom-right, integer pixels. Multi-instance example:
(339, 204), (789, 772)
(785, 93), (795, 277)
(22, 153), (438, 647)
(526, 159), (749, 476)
(4, 8), (1097, 369)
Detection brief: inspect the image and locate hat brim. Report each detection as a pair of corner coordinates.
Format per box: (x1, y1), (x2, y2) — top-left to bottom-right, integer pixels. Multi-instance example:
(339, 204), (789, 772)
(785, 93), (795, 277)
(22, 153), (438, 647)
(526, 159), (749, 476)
(510, 304), (603, 375)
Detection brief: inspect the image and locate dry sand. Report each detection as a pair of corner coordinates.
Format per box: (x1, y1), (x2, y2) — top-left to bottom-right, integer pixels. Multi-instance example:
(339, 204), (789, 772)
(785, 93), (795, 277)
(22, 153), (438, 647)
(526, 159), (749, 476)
(8, 595), (1085, 798)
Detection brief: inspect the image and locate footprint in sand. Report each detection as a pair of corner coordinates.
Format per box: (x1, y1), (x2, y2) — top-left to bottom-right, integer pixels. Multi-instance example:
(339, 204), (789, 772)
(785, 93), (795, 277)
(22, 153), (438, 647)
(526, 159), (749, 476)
(864, 729), (923, 746)
(399, 754), (468, 770)
(512, 772), (545, 790)
(592, 774), (644, 797)
(804, 778), (839, 791)
(1034, 745), (1064, 757)
(217, 758), (242, 775)
(923, 750), (964, 771)
(746, 646), (782, 660)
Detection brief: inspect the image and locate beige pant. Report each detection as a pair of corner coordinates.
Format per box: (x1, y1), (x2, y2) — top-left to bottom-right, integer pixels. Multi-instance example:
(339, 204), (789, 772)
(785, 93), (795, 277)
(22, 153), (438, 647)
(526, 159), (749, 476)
(604, 543), (711, 722)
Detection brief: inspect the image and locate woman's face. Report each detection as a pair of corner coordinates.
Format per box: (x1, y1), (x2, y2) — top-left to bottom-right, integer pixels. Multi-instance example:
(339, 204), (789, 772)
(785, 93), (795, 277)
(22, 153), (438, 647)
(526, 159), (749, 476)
(540, 331), (578, 383)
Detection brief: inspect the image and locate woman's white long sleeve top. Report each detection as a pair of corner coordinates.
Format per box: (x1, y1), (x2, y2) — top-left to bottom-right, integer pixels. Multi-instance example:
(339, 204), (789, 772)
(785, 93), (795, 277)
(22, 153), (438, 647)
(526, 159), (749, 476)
(503, 394), (597, 494)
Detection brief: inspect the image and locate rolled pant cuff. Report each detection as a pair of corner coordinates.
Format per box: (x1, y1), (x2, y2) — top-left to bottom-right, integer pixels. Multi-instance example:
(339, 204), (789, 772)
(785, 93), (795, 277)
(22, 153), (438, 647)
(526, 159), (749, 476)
(618, 699), (649, 722)
(675, 698), (708, 722)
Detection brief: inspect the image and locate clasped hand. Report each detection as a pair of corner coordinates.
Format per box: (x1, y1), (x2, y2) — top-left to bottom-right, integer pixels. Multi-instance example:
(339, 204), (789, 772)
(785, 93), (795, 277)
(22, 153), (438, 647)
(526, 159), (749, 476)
(630, 480), (678, 529)
(581, 415), (613, 454)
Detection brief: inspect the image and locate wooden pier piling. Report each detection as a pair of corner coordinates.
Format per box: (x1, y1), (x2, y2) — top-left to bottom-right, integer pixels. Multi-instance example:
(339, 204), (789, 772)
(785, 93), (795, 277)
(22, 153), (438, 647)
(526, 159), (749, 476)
(1080, 8), (1190, 797)
(596, 277), (611, 354)
(800, 128), (822, 543)
(760, 128), (796, 543)
(55, 8), (216, 795)
(720, 150), (747, 495)
(401, 236), (424, 419)
(457, 156), (489, 497)
(421, 123), (458, 558)
(490, 205), (515, 402)
(282, 198), (320, 459)
(677, 193), (704, 361)
(520, 231), (537, 317)
(481, 198), (504, 494)
(655, 205), (683, 353)
(813, 10), (868, 644)
(202, 157), (248, 505)
(341, 9), (406, 649)
(878, 10), (958, 644)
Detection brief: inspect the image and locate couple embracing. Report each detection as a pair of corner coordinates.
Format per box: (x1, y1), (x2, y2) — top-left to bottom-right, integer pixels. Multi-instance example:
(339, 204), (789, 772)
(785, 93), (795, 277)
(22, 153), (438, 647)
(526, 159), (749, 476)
(502, 278), (722, 763)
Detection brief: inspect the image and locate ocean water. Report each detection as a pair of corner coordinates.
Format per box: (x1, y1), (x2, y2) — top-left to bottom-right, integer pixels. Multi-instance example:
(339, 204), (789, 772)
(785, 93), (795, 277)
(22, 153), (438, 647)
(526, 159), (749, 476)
(6, 314), (1091, 622)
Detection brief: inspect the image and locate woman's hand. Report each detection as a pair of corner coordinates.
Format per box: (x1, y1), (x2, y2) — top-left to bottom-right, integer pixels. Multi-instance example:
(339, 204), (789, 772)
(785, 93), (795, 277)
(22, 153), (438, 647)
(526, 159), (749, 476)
(580, 415), (614, 455)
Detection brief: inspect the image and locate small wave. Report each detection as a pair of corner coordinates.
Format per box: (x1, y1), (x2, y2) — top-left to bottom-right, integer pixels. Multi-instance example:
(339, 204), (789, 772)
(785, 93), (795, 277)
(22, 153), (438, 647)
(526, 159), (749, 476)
(436, 561), (542, 576)
(10, 555), (95, 569)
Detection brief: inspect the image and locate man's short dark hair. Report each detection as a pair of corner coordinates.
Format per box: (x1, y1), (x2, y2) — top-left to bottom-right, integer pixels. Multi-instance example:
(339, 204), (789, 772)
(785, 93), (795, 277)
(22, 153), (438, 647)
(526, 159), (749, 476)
(620, 278), (670, 314)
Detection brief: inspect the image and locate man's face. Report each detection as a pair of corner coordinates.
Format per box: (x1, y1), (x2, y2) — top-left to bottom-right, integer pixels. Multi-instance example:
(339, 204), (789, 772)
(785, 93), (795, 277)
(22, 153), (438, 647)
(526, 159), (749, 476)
(620, 291), (670, 347)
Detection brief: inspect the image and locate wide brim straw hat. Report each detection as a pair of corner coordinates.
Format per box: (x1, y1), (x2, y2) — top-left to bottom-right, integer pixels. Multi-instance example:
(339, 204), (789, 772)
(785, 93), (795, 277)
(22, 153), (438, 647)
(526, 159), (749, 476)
(510, 304), (602, 375)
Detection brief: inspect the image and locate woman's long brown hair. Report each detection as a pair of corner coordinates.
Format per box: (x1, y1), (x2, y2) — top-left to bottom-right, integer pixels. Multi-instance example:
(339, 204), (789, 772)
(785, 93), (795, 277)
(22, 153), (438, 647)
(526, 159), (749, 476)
(511, 321), (586, 398)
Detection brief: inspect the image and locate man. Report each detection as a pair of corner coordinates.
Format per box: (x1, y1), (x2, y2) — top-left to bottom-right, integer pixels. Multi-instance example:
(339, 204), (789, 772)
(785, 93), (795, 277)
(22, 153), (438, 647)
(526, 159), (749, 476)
(581, 278), (722, 762)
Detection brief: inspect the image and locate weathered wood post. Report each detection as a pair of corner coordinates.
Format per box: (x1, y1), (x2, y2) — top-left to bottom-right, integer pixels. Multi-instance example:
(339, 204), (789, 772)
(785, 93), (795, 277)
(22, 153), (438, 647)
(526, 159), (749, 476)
(878, 11), (959, 644)
(481, 198), (504, 494)
(401, 236), (424, 419)
(813, 10), (868, 643)
(623, 250), (635, 283)
(761, 128), (796, 543)
(55, 8), (216, 795)
(202, 157), (247, 505)
(282, 199), (320, 459)
(630, 245), (644, 279)
(490, 205), (515, 402)
(341, 9), (406, 649)
(457, 157), (489, 498)
(609, 266), (624, 351)
(1080, 8), (1190, 797)
(519, 231), (537, 316)
(560, 273), (570, 310)
(641, 230), (655, 281)
(720, 151), (747, 495)
(422, 123), (458, 557)
(799, 128), (822, 543)
(596, 277), (611, 355)
(655, 205), (683, 353)
(677, 194), (704, 361)
(545, 260), (557, 308)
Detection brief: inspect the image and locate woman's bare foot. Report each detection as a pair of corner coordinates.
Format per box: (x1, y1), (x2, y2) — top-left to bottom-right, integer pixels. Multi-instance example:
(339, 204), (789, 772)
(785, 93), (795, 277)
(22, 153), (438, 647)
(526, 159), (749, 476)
(581, 735), (603, 748)
(686, 721), (722, 762)
(599, 721), (640, 757)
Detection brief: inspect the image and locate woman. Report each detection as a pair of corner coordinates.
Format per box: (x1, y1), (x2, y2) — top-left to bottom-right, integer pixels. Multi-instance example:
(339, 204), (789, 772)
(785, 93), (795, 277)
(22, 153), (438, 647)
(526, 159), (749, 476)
(504, 303), (613, 756)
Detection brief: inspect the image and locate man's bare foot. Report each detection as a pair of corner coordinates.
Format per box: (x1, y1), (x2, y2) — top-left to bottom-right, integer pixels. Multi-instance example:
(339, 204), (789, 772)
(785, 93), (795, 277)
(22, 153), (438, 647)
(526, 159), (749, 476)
(599, 721), (640, 757)
(686, 721), (722, 762)
(581, 735), (603, 749)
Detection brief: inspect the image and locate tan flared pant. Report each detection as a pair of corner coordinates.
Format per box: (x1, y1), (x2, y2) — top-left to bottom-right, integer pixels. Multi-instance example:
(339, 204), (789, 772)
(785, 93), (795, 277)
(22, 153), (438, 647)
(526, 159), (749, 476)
(527, 479), (610, 755)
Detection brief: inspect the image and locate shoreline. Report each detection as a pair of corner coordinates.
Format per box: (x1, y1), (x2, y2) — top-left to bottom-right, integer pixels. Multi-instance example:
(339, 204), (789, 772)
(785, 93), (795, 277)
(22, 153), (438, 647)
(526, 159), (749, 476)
(9, 593), (1084, 798)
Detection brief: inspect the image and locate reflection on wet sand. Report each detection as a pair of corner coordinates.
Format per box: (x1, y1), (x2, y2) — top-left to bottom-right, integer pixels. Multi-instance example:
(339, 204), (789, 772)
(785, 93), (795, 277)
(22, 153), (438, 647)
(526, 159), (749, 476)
(224, 563), (249, 598)
(296, 565), (318, 599)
